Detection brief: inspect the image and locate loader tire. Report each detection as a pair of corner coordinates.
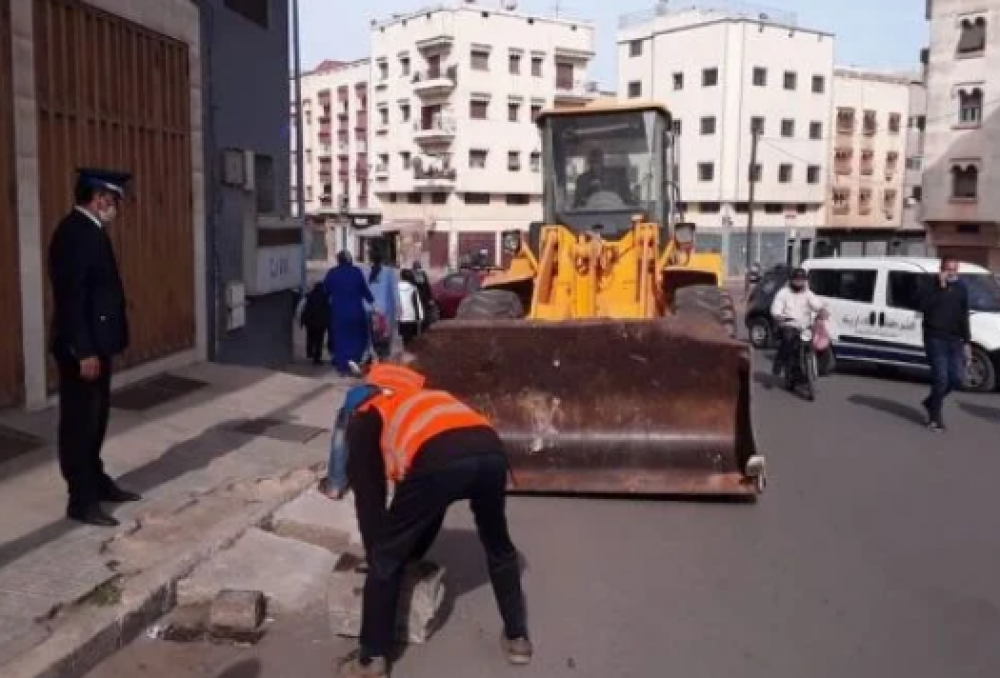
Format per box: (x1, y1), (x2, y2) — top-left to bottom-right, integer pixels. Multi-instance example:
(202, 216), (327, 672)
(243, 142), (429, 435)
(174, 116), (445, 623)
(674, 285), (737, 338)
(456, 289), (525, 319)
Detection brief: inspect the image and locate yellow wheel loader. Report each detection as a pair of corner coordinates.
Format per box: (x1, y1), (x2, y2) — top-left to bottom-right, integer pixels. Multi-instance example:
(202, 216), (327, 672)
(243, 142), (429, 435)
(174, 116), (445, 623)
(410, 101), (765, 498)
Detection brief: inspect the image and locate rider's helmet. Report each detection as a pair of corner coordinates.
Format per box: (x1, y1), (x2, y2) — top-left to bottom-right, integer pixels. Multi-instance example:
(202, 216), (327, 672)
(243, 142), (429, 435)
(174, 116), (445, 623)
(790, 267), (808, 281)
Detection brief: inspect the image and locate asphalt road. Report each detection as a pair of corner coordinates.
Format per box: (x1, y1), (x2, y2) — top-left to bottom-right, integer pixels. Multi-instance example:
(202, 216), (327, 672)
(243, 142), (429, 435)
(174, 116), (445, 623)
(88, 353), (1000, 678)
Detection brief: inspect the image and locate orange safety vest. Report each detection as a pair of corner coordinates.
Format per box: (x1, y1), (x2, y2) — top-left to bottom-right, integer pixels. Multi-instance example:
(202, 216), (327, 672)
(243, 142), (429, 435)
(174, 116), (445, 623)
(360, 388), (491, 482)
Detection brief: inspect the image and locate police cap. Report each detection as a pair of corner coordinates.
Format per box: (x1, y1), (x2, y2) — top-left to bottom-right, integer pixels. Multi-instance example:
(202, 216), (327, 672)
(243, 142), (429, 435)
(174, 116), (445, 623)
(75, 167), (132, 199)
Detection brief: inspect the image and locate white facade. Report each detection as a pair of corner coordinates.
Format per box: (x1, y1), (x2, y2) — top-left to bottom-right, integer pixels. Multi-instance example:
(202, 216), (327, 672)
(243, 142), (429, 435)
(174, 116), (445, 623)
(922, 0), (1000, 271)
(617, 5), (834, 274)
(294, 59), (375, 217)
(828, 68), (910, 230)
(903, 76), (928, 231)
(369, 3), (596, 269)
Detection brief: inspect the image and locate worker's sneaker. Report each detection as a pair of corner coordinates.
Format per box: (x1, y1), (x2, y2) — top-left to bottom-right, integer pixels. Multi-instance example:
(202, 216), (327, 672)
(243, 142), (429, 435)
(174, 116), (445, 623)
(501, 633), (534, 666)
(336, 651), (388, 678)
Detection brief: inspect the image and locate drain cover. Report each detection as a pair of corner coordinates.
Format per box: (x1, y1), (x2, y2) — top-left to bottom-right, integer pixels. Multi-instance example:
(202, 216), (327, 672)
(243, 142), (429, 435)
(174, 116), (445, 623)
(110, 374), (208, 412)
(0, 425), (44, 465)
(230, 417), (326, 444)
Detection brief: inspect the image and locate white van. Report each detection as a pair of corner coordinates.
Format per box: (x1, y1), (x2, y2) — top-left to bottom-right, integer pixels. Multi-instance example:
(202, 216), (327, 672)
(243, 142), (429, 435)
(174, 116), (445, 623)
(800, 257), (1000, 393)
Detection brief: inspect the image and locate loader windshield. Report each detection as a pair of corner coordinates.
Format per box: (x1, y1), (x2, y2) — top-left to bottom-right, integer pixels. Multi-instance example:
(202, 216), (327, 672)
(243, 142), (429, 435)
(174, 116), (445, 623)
(545, 110), (665, 236)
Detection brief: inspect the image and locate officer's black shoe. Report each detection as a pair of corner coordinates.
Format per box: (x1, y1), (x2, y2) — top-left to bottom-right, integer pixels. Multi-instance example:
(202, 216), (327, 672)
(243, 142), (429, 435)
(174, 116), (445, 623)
(67, 504), (120, 527)
(101, 485), (142, 503)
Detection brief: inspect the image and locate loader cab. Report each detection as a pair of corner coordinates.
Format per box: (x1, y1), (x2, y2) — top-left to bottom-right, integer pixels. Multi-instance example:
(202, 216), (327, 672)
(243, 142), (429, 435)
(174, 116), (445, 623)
(538, 103), (676, 240)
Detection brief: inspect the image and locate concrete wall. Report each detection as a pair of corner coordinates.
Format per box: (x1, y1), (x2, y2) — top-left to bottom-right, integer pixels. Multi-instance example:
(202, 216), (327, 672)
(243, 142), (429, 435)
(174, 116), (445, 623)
(199, 0), (296, 366)
(13, 0), (207, 409)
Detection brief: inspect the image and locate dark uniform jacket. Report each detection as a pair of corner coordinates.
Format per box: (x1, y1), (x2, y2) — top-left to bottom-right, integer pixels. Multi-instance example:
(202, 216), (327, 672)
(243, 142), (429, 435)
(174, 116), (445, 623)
(919, 281), (971, 343)
(345, 407), (505, 552)
(48, 208), (130, 362)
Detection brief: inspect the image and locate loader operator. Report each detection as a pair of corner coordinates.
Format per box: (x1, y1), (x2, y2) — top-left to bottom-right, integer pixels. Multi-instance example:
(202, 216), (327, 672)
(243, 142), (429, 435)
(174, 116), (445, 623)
(336, 363), (532, 678)
(573, 147), (633, 207)
(770, 267), (826, 377)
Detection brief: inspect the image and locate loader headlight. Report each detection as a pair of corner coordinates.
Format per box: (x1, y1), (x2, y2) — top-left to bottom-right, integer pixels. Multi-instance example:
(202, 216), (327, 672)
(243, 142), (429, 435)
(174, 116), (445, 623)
(800, 328), (813, 342)
(674, 222), (696, 250)
(502, 231), (522, 254)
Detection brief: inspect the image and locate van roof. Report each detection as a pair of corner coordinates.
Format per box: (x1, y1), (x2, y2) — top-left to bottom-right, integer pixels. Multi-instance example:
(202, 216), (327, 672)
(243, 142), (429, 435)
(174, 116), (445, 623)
(802, 256), (990, 275)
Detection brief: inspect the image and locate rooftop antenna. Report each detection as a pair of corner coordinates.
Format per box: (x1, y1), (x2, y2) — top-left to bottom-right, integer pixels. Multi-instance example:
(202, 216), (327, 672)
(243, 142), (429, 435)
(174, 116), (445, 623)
(552, 0), (569, 17)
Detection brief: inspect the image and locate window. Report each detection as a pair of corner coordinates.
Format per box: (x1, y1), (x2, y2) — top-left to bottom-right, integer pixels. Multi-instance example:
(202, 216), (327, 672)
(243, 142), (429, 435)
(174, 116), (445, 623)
(699, 202), (721, 214)
(509, 52), (521, 75)
(508, 102), (520, 122)
(810, 121), (823, 140)
(531, 56), (543, 76)
(831, 188), (850, 213)
(837, 107), (856, 133)
(408, 193), (422, 204)
(911, 185), (923, 201)
(224, 0), (268, 28)
(555, 62), (573, 89)
(628, 81), (642, 98)
(753, 67), (767, 86)
(698, 162), (715, 182)
(749, 163), (762, 182)
(951, 164), (979, 200)
(508, 151), (521, 171)
(531, 103), (542, 120)
(750, 116), (765, 134)
(858, 188), (873, 214)
(888, 113), (901, 133)
(883, 188), (898, 212)
(959, 88), (983, 125)
(700, 116), (717, 135)
(957, 17), (987, 56)
(471, 49), (490, 71)
(400, 56), (411, 77)
(400, 152), (412, 170)
(470, 100), (489, 119)
(781, 119), (795, 138)
(812, 75), (825, 94)
(863, 110), (877, 135)
(254, 153), (276, 214)
(629, 40), (643, 57)
(783, 71), (797, 90)
(807, 165), (820, 184)
(888, 272), (932, 311)
(778, 164), (793, 183)
(702, 67), (718, 87)
(506, 194), (530, 205)
(906, 156), (923, 171)
(464, 192), (490, 205)
(378, 108), (389, 126)
(469, 149), (488, 168)
(673, 72), (684, 90)
(763, 203), (783, 214)
(378, 61), (388, 81)
(431, 192), (448, 204)
(400, 104), (411, 123)
(808, 269), (877, 303)
(672, 119), (682, 135)
(530, 151), (541, 172)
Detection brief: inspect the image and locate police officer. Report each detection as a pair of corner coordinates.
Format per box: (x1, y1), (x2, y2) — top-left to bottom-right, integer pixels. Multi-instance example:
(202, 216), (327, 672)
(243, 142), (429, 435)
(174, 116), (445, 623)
(48, 168), (142, 527)
(337, 363), (532, 678)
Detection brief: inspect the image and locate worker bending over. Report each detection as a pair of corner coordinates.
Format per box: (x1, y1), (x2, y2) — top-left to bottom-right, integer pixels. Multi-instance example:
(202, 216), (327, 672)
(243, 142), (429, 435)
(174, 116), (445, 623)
(337, 363), (532, 678)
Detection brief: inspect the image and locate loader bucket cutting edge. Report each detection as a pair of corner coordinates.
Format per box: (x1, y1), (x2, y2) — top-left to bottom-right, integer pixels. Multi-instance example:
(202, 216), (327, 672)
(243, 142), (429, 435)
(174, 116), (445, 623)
(409, 317), (763, 498)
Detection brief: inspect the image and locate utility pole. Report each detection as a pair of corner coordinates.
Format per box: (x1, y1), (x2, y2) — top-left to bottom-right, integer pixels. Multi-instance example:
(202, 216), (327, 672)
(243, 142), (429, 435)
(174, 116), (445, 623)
(744, 127), (761, 295)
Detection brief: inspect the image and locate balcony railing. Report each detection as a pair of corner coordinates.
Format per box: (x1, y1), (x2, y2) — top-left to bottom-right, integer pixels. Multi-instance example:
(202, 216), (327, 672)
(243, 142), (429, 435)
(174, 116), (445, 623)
(412, 65), (458, 96)
(832, 202), (850, 216)
(413, 115), (457, 142)
(554, 79), (597, 102)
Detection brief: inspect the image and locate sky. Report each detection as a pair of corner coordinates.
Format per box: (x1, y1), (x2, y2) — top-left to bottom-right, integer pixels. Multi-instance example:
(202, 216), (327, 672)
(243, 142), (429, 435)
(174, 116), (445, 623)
(296, 0), (928, 87)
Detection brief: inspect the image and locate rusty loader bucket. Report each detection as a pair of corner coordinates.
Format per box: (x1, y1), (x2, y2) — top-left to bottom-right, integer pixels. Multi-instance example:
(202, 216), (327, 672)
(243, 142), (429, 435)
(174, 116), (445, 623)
(409, 317), (764, 498)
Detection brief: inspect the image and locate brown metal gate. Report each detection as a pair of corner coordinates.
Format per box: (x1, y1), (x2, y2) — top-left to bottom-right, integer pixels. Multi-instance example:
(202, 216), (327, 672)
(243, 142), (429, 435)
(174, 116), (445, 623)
(35, 0), (194, 388)
(458, 232), (496, 266)
(0, 0), (22, 407)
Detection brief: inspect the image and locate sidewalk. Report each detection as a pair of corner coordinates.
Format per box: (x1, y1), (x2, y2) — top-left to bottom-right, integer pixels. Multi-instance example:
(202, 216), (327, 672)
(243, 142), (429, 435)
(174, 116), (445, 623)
(0, 361), (348, 678)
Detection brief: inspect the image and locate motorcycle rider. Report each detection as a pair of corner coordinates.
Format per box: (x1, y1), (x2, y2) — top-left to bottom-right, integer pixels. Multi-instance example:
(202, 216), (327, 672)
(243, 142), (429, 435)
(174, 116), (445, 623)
(770, 267), (827, 377)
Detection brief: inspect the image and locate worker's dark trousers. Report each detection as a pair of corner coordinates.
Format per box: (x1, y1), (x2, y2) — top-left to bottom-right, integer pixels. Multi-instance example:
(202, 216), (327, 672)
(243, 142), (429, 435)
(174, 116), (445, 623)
(360, 453), (527, 660)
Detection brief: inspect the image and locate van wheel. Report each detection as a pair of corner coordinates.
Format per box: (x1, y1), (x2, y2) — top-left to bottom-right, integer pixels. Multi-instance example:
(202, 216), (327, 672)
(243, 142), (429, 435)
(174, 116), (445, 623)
(747, 317), (772, 349)
(965, 345), (997, 393)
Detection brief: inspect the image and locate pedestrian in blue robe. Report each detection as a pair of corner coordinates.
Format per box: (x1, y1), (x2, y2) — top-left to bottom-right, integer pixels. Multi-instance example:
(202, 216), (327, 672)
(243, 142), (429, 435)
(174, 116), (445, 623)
(323, 251), (374, 376)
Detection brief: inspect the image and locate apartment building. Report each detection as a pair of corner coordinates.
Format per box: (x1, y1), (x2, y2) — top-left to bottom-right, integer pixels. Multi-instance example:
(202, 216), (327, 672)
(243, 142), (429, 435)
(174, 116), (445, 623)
(293, 59), (378, 261)
(367, 2), (596, 269)
(618, 4), (834, 276)
(922, 0), (1000, 270)
(903, 74), (928, 232)
(821, 68), (916, 256)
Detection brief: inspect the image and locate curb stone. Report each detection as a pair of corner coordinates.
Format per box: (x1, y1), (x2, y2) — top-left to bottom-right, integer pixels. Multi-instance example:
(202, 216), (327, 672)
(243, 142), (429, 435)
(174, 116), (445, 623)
(0, 468), (322, 678)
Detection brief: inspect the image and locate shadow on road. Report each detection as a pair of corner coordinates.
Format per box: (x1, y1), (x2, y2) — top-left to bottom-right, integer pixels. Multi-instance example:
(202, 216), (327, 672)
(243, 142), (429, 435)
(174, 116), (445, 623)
(752, 370), (777, 390)
(959, 401), (1000, 424)
(216, 658), (261, 678)
(848, 394), (925, 426)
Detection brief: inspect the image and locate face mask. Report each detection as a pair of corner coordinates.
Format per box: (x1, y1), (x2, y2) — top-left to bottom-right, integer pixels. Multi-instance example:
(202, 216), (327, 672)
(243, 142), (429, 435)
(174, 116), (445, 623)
(98, 205), (117, 224)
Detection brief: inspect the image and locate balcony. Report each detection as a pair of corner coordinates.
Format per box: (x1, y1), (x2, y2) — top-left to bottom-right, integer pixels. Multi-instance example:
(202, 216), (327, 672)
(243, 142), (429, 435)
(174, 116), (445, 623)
(413, 162), (457, 190)
(415, 32), (455, 52)
(554, 79), (596, 105)
(413, 116), (456, 144)
(412, 65), (458, 97)
(318, 89), (331, 105)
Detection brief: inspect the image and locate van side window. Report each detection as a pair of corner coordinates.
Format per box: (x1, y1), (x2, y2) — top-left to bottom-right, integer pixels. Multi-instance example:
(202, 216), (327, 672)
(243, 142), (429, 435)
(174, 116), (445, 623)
(887, 272), (932, 311)
(809, 269), (877, 303)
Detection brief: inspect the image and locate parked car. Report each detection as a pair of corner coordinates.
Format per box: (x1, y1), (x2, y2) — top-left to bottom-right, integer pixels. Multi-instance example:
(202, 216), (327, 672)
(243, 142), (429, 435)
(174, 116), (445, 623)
(744, 264), (790, 349)
(801, 256), (1000, 392)
(431, 269), (487, 319)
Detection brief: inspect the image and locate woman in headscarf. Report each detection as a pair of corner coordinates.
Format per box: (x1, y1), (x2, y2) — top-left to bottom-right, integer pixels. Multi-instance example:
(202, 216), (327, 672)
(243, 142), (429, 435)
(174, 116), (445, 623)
(323, 250), (374, 376)
(362, 246), (401, 359)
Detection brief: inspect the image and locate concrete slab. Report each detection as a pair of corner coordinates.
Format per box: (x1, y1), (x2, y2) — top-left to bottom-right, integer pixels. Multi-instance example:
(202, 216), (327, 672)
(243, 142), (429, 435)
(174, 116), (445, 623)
(177, 528), (338, 614)
(270, 489), (362, 552)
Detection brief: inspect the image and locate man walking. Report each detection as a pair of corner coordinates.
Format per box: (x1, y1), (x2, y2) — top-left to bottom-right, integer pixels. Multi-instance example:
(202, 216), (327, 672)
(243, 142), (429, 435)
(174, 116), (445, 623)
(336, 363), (532, 678)
(48, 168), (142, 527)
(920, 256), (972, 432)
